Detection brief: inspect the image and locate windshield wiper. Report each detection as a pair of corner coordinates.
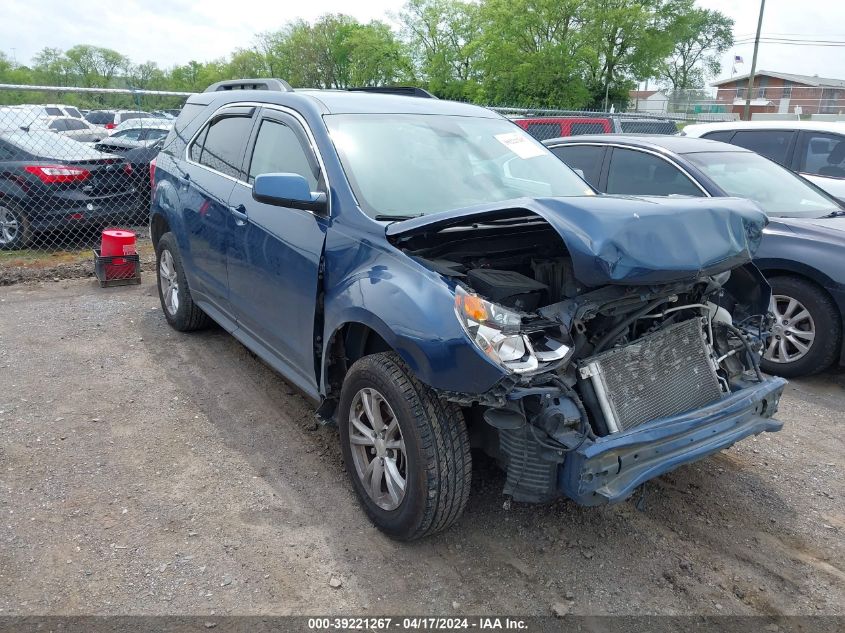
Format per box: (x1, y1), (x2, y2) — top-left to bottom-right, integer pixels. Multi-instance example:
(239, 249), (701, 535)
(818, 210), (845, 218)
(374, 214), (423, 222)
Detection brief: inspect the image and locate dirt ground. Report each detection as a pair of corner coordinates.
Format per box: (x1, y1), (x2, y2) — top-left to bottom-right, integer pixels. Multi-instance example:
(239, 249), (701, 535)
(0, 277), (842, 616)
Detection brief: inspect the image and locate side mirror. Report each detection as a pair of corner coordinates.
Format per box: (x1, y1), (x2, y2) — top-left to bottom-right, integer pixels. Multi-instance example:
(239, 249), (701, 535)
(252, 173), (327, 213)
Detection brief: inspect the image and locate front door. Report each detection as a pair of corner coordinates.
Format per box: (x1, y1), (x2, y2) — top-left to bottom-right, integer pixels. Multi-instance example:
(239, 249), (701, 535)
(226, 108), (329, 395)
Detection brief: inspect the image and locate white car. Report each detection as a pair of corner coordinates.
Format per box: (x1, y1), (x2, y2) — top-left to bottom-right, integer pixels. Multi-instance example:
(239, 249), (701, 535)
(682, 120), (845, 202)
(42, 116), (106, 142)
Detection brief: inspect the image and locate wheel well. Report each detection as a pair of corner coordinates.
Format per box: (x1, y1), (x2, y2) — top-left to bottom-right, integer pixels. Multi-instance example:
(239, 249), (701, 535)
(150, 214), (170, 249)
(323, 323), (392, 403)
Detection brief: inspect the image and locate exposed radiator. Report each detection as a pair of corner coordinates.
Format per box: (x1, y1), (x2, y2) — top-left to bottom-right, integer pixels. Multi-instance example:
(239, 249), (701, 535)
(579, 318), (723, 433)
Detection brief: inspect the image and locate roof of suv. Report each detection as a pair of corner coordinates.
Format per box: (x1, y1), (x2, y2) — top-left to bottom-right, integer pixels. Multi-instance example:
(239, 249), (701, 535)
(187, 87), (501, 118)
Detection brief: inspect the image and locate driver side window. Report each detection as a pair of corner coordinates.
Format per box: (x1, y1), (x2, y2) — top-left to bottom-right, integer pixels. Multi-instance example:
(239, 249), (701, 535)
(247, 119), (319, 189)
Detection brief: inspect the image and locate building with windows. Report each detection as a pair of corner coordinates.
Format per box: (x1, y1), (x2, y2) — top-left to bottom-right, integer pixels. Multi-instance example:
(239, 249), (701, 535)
(712, 71), (845, 119)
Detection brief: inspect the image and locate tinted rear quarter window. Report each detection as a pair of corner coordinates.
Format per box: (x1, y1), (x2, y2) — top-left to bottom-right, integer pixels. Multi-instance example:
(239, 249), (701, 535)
(731, 130), (795, 165)
(65, 107), (82, 118)
(44, 107), (62, 116)
(700, 130), (735, 143)
(196, 116), (253, 178)
(549, 145), (604, 188)
(525, 122), (563, 141)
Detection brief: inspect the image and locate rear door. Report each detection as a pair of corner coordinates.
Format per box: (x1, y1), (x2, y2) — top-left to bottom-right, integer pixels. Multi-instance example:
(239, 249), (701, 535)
(181, 106), (256, 314)
(226, 107), (329, 395)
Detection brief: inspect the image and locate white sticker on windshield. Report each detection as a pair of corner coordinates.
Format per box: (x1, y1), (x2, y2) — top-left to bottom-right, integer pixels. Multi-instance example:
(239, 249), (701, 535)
(495, 132), (546, 159)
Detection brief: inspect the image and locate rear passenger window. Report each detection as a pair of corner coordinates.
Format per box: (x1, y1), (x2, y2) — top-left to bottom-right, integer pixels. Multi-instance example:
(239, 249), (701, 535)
(247, 119), (319, 188)
(700, 131), (734, 143)
(525, 123), (562, 141)
(549, 145), (604, 188)
(49, 119), (67, 131)
(195, 116), (253, 179)
(731, 130), (794, 165)
(606, 148), (703, 197)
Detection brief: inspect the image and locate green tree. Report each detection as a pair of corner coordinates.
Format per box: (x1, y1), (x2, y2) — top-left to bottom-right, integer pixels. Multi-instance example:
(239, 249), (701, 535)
(658, 3), (733, 89)
(62, 45), (130, 87)
(475, 0), (590, 107)
(399, 0), (482, 99)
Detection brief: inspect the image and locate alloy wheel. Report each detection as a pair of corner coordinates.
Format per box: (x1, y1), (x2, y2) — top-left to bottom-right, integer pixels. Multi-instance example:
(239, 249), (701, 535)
(159, 249), (180, 316)
(764, 294), (815, 364)
(347, 387), (407, 511)
(0, 205), (19, 246)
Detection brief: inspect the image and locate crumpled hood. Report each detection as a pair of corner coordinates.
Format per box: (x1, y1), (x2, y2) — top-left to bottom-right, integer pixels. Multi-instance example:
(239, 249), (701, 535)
(386, 195), (768, 286)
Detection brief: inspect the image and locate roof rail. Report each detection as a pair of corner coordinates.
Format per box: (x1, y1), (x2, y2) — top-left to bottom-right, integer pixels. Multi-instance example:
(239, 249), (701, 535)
(347, 86), (437, 99)
(204, 78), (293, 93)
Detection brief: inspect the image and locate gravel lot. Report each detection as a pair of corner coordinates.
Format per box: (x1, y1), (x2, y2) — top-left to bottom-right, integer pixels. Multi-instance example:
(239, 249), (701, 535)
(0, 277), (842, 616)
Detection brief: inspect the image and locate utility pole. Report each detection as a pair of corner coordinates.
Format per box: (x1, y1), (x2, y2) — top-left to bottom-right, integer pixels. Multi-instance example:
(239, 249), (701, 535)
(743, 0), (766, 121)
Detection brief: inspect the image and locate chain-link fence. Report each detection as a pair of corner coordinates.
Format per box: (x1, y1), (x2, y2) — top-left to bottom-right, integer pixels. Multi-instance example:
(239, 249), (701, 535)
(0, 85), (189, 269)
(1, 82), (842, 263)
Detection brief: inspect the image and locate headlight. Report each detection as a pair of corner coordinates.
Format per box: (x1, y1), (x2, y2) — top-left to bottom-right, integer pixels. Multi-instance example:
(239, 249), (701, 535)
(454, 288), (570, 373)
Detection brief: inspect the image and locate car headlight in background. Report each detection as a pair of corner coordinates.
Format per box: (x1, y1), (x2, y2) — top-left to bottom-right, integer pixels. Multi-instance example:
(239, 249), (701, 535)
(454, 288), (571, 374)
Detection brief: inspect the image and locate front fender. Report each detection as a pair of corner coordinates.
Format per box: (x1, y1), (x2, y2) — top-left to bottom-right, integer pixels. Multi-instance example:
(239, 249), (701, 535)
(322, 247), (505, 396)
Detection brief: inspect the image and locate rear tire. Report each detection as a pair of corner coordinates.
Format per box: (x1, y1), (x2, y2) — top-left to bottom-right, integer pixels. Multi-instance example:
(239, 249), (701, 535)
(156, 232), (211, 332)
(338, 352), (472, 540)
(0, 201), (32, 251)
(761, 276), (840, 377)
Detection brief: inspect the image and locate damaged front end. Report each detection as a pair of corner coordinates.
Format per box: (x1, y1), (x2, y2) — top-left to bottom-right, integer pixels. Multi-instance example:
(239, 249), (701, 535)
(389, 196), (786, 505)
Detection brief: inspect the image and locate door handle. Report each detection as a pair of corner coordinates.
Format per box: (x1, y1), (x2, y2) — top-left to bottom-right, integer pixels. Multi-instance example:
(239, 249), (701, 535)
(229, 203), (249, 225)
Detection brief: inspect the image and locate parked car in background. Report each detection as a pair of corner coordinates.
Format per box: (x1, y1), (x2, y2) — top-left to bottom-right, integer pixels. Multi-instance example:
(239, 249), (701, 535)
(123, 138), (163, 216)
(3, 104), (85, 120)
(682, 121), (845, 203)
(148, 79), (785, 539)
(0, 131), (137, 249)
(545, 134), (845, 377)
(514, 115), (677, 140)
(42, 116), (105, 142)
(84, 109), (156, 130)
(95, 122), (171, 154)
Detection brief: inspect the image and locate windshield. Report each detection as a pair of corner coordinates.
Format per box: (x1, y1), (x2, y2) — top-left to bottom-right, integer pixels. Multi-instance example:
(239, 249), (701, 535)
(325, 114), (592, 218)
(684, 150), (840, 217)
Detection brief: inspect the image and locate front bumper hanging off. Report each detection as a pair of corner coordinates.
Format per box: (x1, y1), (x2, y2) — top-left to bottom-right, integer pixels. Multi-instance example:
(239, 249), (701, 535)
(557, 376), (787, 506)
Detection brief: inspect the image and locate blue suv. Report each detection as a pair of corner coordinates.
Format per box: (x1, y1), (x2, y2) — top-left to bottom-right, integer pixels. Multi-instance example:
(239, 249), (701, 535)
(150, 79), (786, 540)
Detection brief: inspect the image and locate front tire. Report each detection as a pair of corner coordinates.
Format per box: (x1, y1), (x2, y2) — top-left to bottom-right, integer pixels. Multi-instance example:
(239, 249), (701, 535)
(761, 276), (841, 377)
(156, 232), (211, 332)
(338, 352), (472, 540)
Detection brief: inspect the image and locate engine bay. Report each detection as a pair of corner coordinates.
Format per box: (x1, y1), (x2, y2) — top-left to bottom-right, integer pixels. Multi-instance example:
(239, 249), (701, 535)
(395, 215), (772, 441)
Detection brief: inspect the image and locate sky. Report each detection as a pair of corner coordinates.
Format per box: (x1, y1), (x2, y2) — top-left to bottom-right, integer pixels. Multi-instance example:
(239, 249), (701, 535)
(2, 0), (845, 85)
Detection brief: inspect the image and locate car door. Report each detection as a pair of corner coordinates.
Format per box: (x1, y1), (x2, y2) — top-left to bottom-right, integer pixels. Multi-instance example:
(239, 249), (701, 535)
(226, 108), (329, 395)
(547, 144), (606, 189)
(794, 130), (845, 202)
(181, 106), (256, 314)
(604, 147), (706, 197)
